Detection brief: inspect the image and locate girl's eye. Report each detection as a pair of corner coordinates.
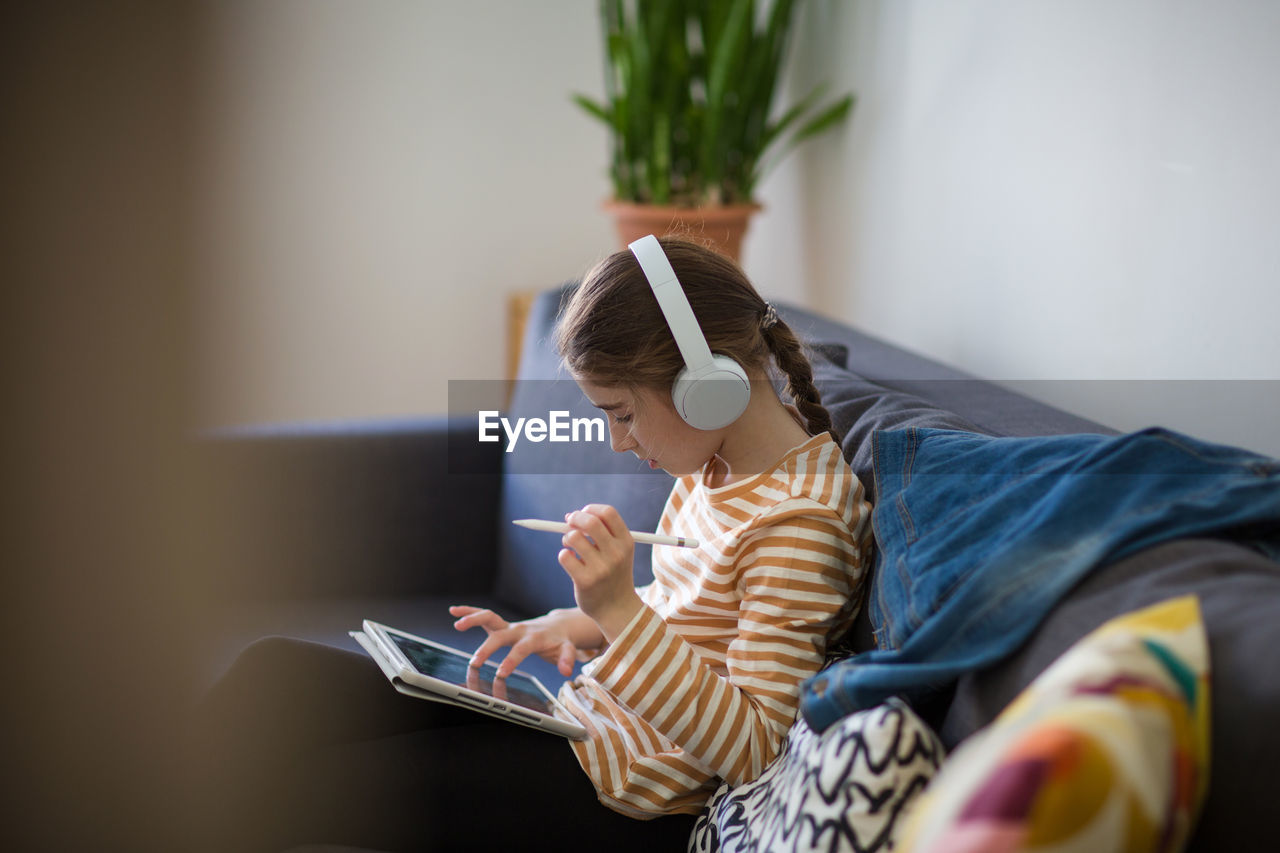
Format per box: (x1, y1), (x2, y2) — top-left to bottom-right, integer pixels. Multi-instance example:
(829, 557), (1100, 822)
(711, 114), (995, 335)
(611, 413), (632, 425)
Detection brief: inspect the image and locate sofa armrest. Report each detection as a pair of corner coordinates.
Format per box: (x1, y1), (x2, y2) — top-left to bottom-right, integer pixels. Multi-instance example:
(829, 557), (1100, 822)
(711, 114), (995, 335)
(198, 416), (503, 602)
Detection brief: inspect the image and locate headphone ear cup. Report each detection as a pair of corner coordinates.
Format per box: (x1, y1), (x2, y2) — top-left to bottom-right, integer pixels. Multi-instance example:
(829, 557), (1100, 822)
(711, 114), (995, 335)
(672, 355), (751, 430)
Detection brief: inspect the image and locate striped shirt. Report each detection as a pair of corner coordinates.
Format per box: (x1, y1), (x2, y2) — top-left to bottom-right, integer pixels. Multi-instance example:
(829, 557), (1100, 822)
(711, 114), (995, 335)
(559, 433), (872, 817)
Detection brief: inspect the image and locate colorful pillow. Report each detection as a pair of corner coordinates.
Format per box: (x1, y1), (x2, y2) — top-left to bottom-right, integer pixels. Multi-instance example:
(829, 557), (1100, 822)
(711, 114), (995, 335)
(690, 697), (945, 853)
(900, 595), (1210, 852)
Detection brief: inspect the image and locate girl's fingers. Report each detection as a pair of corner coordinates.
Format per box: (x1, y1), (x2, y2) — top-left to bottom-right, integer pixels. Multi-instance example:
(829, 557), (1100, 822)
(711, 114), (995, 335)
(558, 547), (583, 574)
(494, 652), (521, 679)
(561, 528), (596, 558)
(462, 614), (574, 677)
(564, 508), (633, 568)
(448, 604), (479, 620)
(450, 607), (508, 633)
(557, 641), (575, 676)
(496, 632), (578, 679)
(497, 637), (540, 679)
(469, 631), (512, 669)
(577, 504), (627, 537)
(565, 508), (612, 542)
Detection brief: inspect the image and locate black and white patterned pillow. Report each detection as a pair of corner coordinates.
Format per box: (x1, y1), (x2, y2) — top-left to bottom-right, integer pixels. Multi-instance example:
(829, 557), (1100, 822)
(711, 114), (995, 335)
(689, 698), (945, 853)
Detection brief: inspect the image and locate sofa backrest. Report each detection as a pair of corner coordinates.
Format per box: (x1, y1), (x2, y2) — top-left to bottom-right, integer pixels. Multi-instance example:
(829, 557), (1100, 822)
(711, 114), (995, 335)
(494, 285), (1112, 618)
(777, 303), (1113, 441)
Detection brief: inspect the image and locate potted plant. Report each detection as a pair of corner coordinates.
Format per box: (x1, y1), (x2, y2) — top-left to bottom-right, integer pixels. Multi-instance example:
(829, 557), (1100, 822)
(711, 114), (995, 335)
(573, 0), (854, 260)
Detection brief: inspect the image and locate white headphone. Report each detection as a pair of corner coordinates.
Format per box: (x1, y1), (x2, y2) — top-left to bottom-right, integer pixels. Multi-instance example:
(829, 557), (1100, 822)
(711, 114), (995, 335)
(628, 235), (751, 430)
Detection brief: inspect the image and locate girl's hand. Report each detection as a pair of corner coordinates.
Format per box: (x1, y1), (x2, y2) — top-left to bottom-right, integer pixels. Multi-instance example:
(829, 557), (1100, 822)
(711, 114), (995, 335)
(449, 605), (603, 678)
(558, 505), (644, 641)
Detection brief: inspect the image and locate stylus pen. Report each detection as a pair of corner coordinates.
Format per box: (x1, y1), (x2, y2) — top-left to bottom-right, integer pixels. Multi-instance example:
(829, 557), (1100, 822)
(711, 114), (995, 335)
(512, 518), (699, 548)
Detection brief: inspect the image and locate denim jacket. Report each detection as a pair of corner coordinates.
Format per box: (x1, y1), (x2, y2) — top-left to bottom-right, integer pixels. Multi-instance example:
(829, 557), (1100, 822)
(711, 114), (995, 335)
(800, 426), (1280, 733)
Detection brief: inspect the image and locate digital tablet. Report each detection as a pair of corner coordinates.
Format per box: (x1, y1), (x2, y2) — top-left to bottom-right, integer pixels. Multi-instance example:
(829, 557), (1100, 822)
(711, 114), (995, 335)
(353, 620), (587, 740)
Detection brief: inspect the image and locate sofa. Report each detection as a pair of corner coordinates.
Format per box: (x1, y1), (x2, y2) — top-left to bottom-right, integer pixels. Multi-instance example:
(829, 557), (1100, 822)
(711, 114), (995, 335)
(200, 284), (1280, 851)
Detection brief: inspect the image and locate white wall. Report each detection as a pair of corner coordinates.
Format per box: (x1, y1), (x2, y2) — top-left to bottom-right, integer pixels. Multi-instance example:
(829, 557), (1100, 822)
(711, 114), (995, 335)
(777, 0), (1280, 455)
(197, 0), (617, 426)
(199, 0), (1280, 457)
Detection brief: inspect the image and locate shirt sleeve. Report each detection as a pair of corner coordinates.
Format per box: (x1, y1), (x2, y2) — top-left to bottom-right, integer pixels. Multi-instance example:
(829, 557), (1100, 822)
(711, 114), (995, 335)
(587, 511), (863, 786)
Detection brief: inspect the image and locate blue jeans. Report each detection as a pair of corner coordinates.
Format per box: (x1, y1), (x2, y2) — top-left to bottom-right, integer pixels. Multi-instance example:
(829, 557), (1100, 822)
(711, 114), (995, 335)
(800, 427), (1280, 733)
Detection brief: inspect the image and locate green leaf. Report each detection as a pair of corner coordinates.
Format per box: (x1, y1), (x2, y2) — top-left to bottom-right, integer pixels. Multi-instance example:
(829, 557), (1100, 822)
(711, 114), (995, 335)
(789, 93), (854, 146)
(571, 93), (612, 125)
(734, 0), (797, 185)
(701, 0), (754, 195)
(759, 82), (828, 154)
(581, 1), (855, 205)
(748, 93), (855, 195)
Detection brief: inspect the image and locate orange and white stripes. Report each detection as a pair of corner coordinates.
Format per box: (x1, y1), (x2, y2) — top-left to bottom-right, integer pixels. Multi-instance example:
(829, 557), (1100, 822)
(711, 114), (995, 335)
(559, 434), (872, 817)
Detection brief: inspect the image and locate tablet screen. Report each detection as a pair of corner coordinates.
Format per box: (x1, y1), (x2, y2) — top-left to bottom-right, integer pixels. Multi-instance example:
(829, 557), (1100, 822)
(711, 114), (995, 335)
(386, 632), (555, 716)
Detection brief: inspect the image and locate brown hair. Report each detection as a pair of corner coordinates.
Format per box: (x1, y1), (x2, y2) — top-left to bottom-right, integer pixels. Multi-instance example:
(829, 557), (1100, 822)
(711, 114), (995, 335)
(555, 238), (838, 443)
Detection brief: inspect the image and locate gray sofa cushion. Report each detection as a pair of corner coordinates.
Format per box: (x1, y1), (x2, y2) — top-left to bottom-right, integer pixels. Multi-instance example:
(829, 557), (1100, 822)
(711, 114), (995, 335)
(809, 351), (984, 505)
(939, 537), (1280, 851)
(775, 304), (1115, 440)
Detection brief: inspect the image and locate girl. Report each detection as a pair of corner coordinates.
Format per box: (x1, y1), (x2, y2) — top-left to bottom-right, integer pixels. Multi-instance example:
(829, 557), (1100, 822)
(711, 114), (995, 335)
(453, 237), (872, 819)
(193, 237), (871, 851)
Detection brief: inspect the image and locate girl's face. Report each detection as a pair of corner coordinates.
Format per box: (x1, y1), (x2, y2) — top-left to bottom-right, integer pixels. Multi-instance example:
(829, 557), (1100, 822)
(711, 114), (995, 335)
(576, 378), (723, 477)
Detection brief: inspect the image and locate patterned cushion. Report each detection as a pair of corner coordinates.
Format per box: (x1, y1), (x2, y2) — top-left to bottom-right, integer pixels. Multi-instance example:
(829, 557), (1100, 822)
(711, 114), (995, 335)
(690, 698), (945, 853)
(900, 594), (1210, 852)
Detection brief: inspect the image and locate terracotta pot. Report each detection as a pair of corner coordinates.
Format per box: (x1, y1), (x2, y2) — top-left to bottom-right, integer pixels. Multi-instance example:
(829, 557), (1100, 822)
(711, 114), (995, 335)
(603, 199), (762, 263)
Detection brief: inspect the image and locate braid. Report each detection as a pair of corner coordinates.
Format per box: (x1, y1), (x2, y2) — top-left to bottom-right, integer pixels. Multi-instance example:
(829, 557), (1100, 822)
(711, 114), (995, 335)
(763, 319), (841, 446)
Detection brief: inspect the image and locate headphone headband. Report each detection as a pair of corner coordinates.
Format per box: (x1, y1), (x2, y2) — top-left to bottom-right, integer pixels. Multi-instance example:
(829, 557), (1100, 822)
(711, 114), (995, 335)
(627, 235), (751, 430)
(628, 235), (715, 373)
